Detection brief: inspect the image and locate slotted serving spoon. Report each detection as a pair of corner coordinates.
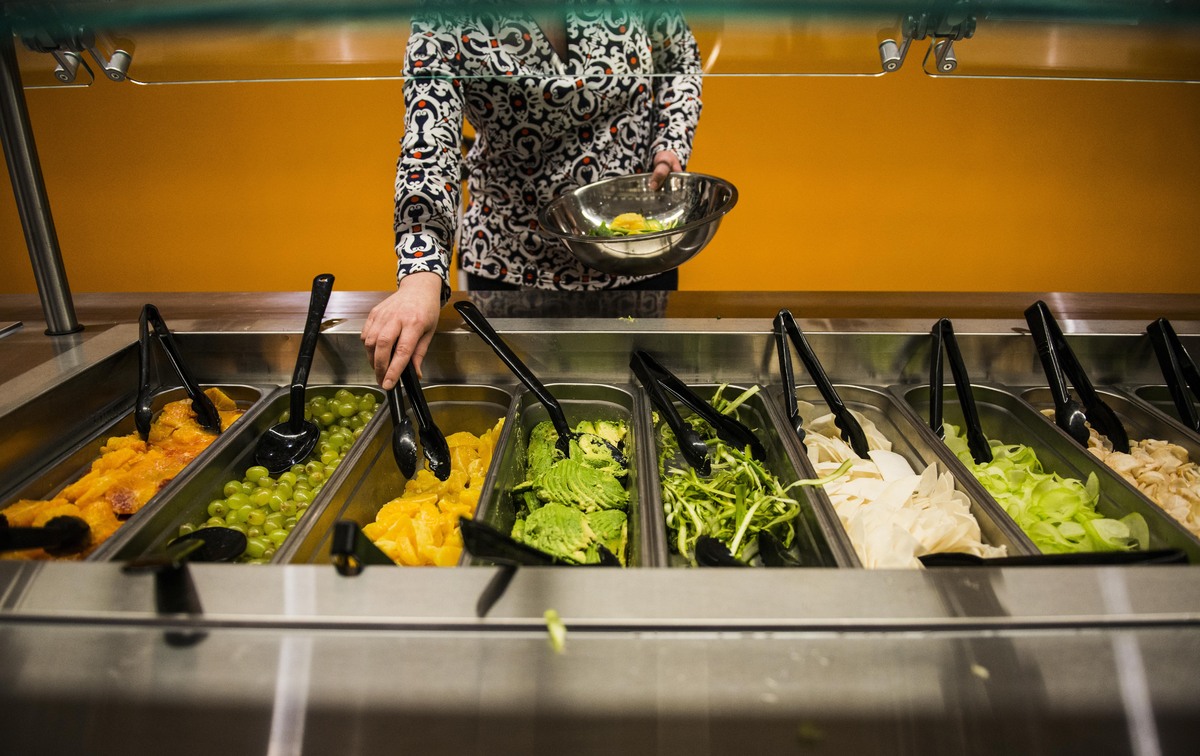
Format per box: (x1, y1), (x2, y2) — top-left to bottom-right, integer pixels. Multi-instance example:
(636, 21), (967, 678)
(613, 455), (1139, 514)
(255, 273), (334, 475)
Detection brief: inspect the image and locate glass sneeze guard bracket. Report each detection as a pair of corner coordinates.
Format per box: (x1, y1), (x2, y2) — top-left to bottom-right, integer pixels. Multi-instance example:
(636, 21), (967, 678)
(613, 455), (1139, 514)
(880, 9), (976, 72)
(20, 25), (131, 84)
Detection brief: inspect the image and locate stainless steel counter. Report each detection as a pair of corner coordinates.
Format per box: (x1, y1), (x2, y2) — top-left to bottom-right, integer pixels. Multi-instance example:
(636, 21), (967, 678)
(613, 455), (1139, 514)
(1, 291), (1198, 756)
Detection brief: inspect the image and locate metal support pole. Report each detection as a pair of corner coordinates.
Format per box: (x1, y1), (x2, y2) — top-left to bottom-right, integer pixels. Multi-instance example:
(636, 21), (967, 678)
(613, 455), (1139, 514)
(0, 29), (82, 335)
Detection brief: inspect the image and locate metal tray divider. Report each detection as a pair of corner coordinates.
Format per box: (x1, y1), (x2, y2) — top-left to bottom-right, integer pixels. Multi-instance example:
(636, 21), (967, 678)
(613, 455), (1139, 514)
(631, 384), (668, 568)
(272, 386), (389, 563)
(895, 382), (1200, 561)
(884, 383), (1038, 554)
(87, 384), (275, 561)
(760, 386), (861, 568)
(462, 391), (524, 567)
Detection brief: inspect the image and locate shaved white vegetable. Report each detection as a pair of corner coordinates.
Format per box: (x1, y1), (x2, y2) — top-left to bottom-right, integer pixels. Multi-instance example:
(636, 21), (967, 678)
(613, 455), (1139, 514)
(797, 401), (1006, 568)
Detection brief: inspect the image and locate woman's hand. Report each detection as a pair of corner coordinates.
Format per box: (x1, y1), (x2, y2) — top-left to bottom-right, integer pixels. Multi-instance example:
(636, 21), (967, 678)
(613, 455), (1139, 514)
(649, 150), (682, 190)
(361, 271), (443, 390)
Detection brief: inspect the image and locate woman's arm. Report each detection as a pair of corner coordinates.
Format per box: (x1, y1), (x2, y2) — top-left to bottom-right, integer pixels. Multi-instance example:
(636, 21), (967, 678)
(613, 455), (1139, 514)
(363, 17), (465, 388)
(648, 12), (704, 174)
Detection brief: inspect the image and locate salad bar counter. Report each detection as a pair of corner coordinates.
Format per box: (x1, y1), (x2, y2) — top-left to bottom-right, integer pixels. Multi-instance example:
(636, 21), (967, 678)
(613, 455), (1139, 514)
(1, 290), (1198, 755)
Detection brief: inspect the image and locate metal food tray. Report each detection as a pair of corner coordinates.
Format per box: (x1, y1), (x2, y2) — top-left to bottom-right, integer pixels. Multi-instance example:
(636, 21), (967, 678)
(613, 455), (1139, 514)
(469, 383), (649, 567)
(0, 384), (266, 562)
(776, 384), (1032, 567)
(644, 383), (848, 568)
(899, 383), (1200, 561)
(1018, 386), (1200, 540)
(108, 384), (386, 564)
(289, 384), (514, 566)
(1125, 384), (1200, 435)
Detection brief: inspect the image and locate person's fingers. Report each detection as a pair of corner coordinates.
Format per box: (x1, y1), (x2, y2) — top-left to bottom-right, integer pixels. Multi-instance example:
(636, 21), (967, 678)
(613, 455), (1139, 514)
(410, 328), (435, 379)
(384, 328), (420, 390)
(649, 160), (671, 190)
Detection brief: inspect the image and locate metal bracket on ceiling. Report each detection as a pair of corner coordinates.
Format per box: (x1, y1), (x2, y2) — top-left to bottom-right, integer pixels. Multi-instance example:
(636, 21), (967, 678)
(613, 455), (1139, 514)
(20, 25), (132, 84)
(878, 8), (977, 74)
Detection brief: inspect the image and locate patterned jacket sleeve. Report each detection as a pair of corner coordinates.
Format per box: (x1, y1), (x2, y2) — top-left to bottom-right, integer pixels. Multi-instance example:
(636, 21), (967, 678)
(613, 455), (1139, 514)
(648, 11), (704, 168)
(394, 16), (465, 303)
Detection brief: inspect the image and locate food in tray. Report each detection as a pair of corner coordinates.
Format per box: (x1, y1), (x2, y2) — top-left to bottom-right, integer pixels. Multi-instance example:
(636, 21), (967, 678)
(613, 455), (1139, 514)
(365, 418), (505, 566)
(588, 212), (676, 237)
(2, 388), (244, 561)
(1040, 410), (1200, 539)
(943, 423), (1148, 555)
(176, 389), (378, 564)
(798, 401), (1005, 568)
(658, 385), (805, 566)
(510, 419), (631, 565)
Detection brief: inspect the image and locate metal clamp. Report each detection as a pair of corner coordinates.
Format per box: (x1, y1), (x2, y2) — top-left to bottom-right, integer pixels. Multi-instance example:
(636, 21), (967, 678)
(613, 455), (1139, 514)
(879, 10), (976, 73)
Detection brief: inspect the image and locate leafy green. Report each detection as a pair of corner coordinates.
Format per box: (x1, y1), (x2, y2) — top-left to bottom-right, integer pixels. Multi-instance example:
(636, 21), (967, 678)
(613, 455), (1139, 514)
(658, 384), (850, 565)
(942, 423), (1146, 554)
(588, 216), (676, 237)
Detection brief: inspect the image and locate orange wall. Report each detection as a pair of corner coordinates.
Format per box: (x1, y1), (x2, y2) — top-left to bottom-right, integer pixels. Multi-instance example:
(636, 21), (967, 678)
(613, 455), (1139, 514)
(2, 59), (1199, 294)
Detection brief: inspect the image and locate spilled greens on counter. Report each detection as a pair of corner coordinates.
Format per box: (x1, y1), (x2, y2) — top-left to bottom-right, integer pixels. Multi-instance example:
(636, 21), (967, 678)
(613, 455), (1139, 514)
(658, 384), (847, 566)
(510, 419), (630, 565)
(943, 423), (1148, 554)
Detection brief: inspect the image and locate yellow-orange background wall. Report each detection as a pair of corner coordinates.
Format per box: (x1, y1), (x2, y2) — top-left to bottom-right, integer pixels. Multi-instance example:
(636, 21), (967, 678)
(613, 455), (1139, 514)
(2, 39), (1199, 294)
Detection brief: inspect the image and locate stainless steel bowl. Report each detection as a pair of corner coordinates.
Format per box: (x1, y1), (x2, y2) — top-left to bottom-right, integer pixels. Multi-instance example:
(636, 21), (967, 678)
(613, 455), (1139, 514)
(538, 172), (738, 277)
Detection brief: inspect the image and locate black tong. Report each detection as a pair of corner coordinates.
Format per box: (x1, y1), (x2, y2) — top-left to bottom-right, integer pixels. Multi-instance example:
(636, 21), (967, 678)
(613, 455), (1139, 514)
(773, 309), (869, 457)
(0, 513), (91, 556)
(630, 350), (765, 475)
(1024, 301), (1130, 453)
(929, 318), (992, 464)
(136, 304), (222, 440)
(1146, 318), (1200, 433)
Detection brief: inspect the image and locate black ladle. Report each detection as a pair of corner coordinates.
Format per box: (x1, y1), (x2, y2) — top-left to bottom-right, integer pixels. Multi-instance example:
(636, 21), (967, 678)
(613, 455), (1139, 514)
(0, 514), (91, 556)
(165, 526), (248, 563)
(929, 318), (993, 464)
(255, 273), (334, 475)
(454, 300), (626, 466)
(631, 350), (766, 470)
(919, 549), (1187, 568)
(385, 364), (418, 479)
(136, 303), (222, 440)
(773, 308), (870, 457)
(399, 363), (451, 481)
(694, 535), (748, 567)
(1025, 300), (1129, 453)
(1146, 317), (1200, 433)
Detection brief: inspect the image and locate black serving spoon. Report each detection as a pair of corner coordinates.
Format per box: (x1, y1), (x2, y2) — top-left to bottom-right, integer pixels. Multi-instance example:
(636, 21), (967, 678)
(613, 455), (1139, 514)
(919, 549), (1187, 568)
(136, 304), (223, 440)
(255, 273), (334, 475)
(400, 362), (451, 481)
(454, 300), (626, 465)
(0, 513), (91, 557)
(757, 529), (804, 568)
(165, 526), (248, 563)
(631, 350), (766, 466)
(773, 308), (869, 457)
(1146, 317), (1200, 433)
(929, 318), (992, 464)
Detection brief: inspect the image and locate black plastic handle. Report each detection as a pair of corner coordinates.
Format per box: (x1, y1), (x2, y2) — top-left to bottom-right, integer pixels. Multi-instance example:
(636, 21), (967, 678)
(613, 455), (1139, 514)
(1028, 300), (1129, 453)
(929, 319), (992, 464)
(774, 309), (869, 457)
(1146, 317), (1200, 433)
(454, 300), (573, 452)
(631, 351), (711, 475)
(136, 304), (222, 438)
(459, 517), (569, 567)
(634, 350), (767, 462)
(919, 548), (1187, 568)
(0, 514), (91, 556)
(772, 312), (806, 446)
(1024, 301), (1080, 433)
(400, 362), (451, 481)
(695, 535), (748, 567)
(330, 520), (396, 576)
(288, 273), (335, 433)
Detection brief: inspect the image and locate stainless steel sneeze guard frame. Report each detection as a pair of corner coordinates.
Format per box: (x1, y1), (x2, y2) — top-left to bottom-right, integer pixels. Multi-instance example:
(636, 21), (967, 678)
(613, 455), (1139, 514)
(2, 313), (1200, 755)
